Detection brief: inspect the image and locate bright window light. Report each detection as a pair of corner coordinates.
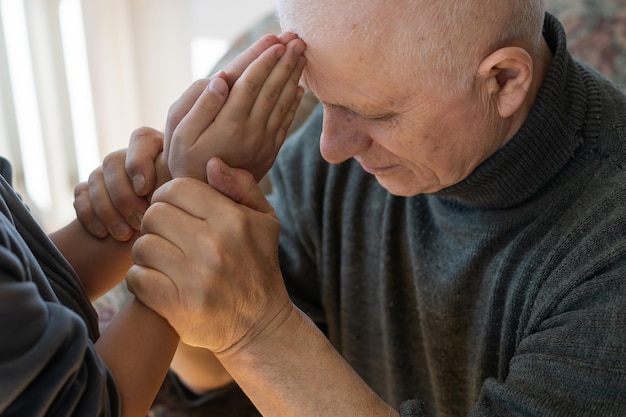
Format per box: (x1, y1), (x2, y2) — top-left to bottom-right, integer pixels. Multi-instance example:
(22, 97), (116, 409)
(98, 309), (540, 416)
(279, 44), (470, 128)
(191, 37), (228, 80)
(59, 0), (99, 181)
(1, 0), (51, 210)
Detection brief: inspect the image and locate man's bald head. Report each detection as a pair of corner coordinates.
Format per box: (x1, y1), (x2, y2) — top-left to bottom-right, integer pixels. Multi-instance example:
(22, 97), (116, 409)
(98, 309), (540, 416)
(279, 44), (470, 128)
(277, 0), (546, 91)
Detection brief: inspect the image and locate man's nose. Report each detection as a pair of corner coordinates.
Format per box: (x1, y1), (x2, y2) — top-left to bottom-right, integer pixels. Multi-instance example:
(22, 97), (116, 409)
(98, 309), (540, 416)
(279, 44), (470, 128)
(319, 108), (371, 164)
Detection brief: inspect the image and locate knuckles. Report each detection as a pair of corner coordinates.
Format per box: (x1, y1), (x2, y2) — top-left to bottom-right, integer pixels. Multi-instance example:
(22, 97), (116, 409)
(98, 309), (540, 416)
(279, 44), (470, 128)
(139, 201), (171, 233)
(102, 149), (126, 168)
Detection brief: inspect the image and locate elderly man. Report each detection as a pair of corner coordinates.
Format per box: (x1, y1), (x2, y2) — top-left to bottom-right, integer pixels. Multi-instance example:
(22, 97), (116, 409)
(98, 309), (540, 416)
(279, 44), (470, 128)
(79, 0), (626, 416)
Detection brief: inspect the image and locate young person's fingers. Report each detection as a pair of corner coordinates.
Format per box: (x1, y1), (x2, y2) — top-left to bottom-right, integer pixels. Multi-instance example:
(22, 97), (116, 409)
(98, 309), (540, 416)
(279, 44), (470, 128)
(273, 85), (306, 147)
(86, 162), (134, 241)
(216, 34), (282, 87)
(102, 154), (149, 232)
(258, 51), (306, 139)
(126, 127), (165, 196)
(169, 77), (229, 174)
(164, 79), (211, 155)
(221, 44), (287, 121)
(73, 181), (108, 239)
(166, 34), (282, 144)
(278, 32), (299, 45)
(250, 39), (305, 123)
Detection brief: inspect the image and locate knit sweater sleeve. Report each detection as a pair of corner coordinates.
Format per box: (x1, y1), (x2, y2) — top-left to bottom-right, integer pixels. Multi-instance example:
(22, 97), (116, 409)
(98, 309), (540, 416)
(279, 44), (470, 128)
(473, 267), (626, 415)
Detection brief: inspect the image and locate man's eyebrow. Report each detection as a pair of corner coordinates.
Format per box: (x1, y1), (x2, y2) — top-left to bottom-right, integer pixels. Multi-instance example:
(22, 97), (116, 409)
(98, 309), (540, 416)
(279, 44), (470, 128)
(326, 102), (396, 120)
(301, 75), (397, 119)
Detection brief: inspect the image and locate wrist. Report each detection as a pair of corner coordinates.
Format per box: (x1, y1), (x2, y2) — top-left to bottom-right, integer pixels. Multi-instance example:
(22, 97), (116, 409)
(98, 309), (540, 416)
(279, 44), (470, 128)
(214, 306), (398, 417)
(215, 301), (304, 364)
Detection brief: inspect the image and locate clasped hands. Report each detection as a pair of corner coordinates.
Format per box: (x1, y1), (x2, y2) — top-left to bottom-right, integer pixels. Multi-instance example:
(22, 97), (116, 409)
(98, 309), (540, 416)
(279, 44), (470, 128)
(75, 33), (306, 355)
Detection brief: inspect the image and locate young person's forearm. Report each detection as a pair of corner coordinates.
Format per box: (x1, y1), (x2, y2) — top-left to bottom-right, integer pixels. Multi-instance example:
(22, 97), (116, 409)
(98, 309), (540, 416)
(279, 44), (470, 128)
(170, 342), (234, 394)
(217, 306), (399, 417)
(96, 297), (179, 417)
(50, 219), (136, 300)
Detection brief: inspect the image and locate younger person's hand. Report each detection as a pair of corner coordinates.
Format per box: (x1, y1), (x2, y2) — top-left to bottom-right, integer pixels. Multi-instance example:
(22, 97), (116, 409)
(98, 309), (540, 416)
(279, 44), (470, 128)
(161, 35), (306, 182)
(74, 33), (305, 241)
(73, 127), (164, 240)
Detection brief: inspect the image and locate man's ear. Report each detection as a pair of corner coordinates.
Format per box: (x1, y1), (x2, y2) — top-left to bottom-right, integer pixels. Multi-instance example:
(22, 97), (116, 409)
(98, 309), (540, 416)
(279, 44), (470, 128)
(477, 47), (533, 118)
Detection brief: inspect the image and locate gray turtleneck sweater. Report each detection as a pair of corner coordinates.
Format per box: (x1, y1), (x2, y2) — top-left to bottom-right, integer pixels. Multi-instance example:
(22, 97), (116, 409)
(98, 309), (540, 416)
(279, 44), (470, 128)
(268, 14), (626, 417)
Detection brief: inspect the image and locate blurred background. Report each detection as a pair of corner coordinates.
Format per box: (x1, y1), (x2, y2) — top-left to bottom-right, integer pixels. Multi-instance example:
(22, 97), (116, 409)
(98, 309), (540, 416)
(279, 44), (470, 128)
(0, 0), (276, 231)
(1, 0), (624, 233)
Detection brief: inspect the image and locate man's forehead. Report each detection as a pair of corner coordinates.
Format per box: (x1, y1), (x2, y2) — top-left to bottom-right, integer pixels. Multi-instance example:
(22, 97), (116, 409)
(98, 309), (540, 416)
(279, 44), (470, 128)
(301, 58), (411, 118)
(279, 0), (405, 41)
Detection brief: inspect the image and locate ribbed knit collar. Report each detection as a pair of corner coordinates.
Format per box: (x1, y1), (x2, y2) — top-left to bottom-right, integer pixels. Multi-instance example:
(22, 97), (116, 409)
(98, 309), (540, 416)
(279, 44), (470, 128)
(435, 13), (601, 209)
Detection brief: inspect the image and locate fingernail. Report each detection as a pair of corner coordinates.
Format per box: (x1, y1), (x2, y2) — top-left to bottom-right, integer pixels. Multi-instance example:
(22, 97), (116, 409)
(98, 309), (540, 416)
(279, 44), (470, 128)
(218, 159), (232, 176)
(132, 175), (145, 194)
(111, 221), (131, 240)
(294, 41), (305, 55)
(275, 45), (286, 58)
(91, 220), (107, 237)
(129, 211), (144, 230)
(209, 78), (227, 97)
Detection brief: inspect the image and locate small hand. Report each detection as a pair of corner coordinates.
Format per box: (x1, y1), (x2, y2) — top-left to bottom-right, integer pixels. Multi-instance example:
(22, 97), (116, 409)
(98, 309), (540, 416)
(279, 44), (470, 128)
(73, 128), (164, 241)
(163, 36), (306, 182)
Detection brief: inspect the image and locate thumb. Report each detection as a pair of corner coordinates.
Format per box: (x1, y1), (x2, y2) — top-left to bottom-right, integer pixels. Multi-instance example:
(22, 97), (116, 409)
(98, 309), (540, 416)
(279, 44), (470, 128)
(126, 127), (164, 196)
(206, 157), (274, 215)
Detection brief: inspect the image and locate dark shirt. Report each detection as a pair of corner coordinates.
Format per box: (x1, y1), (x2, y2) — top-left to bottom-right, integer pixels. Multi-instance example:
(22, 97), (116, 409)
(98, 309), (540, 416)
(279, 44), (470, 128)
(0, 158), (120, 416)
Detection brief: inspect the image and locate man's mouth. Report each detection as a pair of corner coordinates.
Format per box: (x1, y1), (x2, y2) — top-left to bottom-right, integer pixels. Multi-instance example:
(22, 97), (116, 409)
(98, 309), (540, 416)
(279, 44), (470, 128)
(356, 159), (395, 176)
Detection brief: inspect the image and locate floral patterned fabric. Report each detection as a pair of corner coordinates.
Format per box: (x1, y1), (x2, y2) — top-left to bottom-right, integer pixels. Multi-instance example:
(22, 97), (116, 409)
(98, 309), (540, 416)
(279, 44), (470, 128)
(548, 0), (626, 88)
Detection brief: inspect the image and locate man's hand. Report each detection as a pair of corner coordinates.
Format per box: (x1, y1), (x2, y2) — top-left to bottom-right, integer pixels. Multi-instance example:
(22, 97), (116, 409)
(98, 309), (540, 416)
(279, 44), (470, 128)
(126, 158), (292, 352)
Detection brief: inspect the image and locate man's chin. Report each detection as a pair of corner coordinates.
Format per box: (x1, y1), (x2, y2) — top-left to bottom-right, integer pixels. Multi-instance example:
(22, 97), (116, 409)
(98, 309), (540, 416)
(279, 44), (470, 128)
(376, 177), (420, 197)
(374, 174), (443, 197)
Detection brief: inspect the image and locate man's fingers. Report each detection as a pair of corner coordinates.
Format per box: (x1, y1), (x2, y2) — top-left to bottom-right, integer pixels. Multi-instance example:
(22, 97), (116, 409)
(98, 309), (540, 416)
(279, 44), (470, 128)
(126, 263), (177, 321)
(131, 229), (187, 281)
(206, 158), (275, 216)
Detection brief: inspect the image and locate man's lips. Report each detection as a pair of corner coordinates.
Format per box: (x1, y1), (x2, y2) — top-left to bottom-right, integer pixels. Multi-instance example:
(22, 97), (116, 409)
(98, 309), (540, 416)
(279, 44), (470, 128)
(355, 159), (396, 175)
